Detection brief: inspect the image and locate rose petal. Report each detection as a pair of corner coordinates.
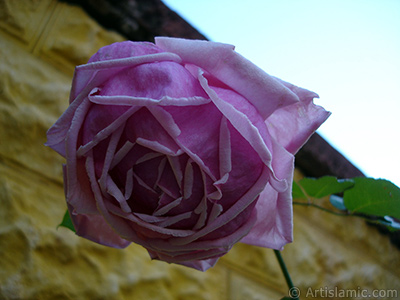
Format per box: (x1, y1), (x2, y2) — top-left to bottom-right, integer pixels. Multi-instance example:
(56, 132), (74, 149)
(85, 154), (152, 244)
(198, 70), (287, 192)
(77, 105), (139, 158)
(147, 250), (219, 272)
(136, 138), (182, 156)
(105, 176), (132, 213)
(149, 106), (217, 181)
(62, 163), (97, 215)
(87, 41), (164, 63)
(155, 37), (299, 119)
(110, 140), (135, 169)
(156, 160), (181, 199)
(154, 196), (183, 216)
(219, 116), (232, 177)
(177, 258), (219, 272)
(241, 138), (294, 249)
(89, 94), (210, 107)
(72, 52), (182, 101)
(106, 201), (194, 238)
(98, 125), (124, 189)
(146, 206), (256, 256)
(151, 247), (228, 264)
(169, 167), (269, 246)
(266, 78), (331, 154)
(68, 205), (131, 248)
(98, 60), (208, 100)
(47, 50), (180, 155)
(46, 91), (90, 157)
(63, 98), (100, 214)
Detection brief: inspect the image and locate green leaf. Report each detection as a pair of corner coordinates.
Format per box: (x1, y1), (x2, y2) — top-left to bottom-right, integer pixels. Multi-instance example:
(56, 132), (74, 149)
(57, 209), (76, 233)
(292, 181), (307, 199)
(297, 176), (354, 198)
(343, 177), (400, 219)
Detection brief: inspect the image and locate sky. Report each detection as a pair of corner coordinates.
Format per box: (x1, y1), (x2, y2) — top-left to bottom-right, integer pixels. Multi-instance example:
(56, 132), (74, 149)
(162, 0), (400, 187)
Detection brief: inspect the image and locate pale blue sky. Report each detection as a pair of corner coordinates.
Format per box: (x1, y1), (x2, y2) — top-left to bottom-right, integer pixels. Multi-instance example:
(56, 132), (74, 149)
(162, 0), (400, 187)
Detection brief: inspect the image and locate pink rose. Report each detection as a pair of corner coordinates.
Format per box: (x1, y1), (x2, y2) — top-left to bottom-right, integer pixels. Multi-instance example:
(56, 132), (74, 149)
(47, 37), (329, 271)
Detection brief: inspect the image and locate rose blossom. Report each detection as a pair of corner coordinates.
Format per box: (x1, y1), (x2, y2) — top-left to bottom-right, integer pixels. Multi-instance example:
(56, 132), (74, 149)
(46, 37), (330, 271)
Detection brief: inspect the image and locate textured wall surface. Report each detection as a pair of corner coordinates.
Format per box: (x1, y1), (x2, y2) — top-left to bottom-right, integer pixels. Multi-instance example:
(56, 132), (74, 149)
(0, 1), (399, 299)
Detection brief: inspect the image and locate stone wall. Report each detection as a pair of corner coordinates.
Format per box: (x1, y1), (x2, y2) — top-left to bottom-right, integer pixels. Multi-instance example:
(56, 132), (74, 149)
(0, 1), (399, 299)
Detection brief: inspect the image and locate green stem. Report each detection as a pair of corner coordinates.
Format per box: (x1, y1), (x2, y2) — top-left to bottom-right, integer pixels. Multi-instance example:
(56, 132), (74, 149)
(274, 249), (299, 300)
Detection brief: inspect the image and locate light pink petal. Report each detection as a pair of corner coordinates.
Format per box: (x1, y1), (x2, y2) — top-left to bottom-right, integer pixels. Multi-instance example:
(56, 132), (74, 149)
(198, 71), (271, 164)
(214, 121), (263, 210)
(147, 106), (181, 137)
(266, 78), (331, 154)
(198, 70), (287, 192)
(136, 137), (182, 156)
(147, 250), (219, 272)
(87, 41), (164, 63)
(89, 94), (210, 107)
(98, 59), (207, 102)
(46, 91), (90, 157)
(68, 205), (131, 249)
(63, 98), (100, 214)
(152, 248), (228, 264)
(241, 139), (294, 249)
(155, 37), (299, 119)
(62, 163), (97, 215)
(71, 52), (182, 101)
(177, 258), (219, 272)
(79, 52), (181, 70)
(149, 106), (217, 181)
(240, 184), (293, 250)
(47, 42), (184, 156)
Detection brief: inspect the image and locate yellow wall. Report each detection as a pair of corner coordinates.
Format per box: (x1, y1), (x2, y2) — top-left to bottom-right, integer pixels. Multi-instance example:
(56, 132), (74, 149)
(1, 1), (399, 299)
